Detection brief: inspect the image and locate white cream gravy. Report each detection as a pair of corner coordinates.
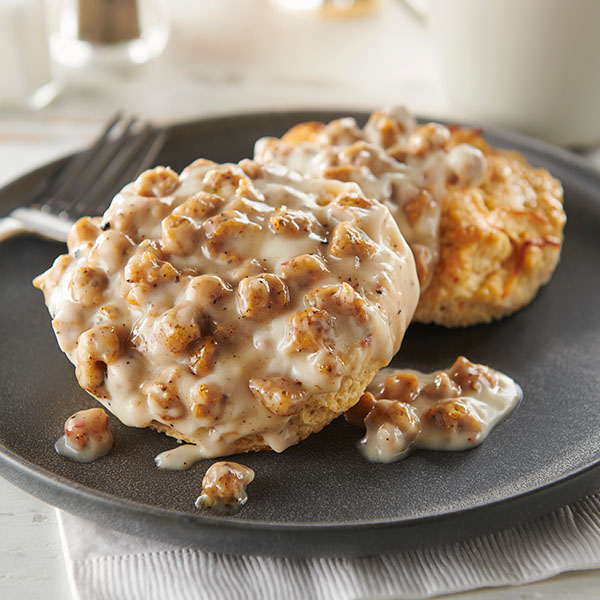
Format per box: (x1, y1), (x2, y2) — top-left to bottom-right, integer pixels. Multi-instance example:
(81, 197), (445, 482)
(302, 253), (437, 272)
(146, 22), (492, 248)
(55, 407), (114, 463)
(358, 358), (522, 463)
(254, 107), (487, 289)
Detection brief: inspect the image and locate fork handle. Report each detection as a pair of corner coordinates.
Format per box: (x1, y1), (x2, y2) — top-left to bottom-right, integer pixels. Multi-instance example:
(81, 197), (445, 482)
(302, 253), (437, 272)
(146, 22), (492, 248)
(0, 216), (30, 243)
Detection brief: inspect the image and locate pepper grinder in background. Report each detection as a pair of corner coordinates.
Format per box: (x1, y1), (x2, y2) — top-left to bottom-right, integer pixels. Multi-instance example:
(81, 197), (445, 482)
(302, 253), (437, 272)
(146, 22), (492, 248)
(49, 0), (170, 68)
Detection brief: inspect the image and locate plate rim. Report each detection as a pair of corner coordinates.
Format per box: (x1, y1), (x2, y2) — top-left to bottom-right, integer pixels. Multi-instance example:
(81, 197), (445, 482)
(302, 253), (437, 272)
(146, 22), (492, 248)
(3, 109), (600, 218)
(1, 434), (599, 532)
(1, 109), (599, 554)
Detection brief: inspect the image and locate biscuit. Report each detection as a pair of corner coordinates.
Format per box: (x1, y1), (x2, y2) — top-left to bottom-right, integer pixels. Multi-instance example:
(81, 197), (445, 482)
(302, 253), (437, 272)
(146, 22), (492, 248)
(416, 127), (565, 326)
(254, 108), (565, 327)
(34, 159), (419, 456)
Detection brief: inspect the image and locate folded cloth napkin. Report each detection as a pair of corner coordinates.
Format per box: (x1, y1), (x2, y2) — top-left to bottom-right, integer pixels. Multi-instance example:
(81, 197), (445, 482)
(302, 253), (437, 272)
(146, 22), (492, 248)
(58, 491), (600, 600)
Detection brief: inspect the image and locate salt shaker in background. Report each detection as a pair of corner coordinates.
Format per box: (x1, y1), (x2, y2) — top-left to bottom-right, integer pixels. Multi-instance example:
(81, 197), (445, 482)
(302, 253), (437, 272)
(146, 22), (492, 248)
(48, 0), (170, 68)
(0, 0), (61, 109)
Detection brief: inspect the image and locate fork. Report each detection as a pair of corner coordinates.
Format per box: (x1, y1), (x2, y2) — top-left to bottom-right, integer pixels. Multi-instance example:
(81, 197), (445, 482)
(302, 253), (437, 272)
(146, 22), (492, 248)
(0, 114), (167, 243)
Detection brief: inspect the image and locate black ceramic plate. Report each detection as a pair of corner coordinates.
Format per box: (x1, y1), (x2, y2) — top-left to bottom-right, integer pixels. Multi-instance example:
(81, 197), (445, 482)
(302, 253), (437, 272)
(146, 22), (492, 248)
(1, 112), (599, 558)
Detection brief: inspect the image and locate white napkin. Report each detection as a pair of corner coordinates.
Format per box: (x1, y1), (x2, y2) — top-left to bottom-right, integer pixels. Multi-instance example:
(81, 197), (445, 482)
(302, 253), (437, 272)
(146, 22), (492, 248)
(58, 491), (600, 600)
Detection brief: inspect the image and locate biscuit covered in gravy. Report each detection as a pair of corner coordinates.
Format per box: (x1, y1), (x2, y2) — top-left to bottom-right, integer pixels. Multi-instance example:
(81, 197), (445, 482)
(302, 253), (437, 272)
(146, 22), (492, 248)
(34, 159), (419, 457)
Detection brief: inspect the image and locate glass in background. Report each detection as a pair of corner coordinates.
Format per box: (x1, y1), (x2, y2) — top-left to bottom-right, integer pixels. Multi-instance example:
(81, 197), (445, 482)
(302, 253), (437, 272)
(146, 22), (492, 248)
(0, 0), (61, 110)
(428, 0), (600, 147)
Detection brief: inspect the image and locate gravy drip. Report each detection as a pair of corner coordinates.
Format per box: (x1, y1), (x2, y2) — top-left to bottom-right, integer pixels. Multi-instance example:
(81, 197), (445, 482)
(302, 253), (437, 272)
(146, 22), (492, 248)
(155, 443), (211, 470)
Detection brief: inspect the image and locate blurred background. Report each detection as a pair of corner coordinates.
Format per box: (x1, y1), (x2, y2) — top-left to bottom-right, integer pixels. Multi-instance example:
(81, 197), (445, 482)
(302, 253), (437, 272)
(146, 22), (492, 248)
(2, 2), (600, 598)
(0, 0), (442, 187)
(2, 0), (600, 189)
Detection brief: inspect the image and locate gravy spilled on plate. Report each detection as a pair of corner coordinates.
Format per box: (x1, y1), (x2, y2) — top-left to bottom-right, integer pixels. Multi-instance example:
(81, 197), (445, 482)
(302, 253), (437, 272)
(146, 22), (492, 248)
(195, 461), (255, 512)
(55, 407), (114, 463)
(55, 357), (520, 511)
(346, 356), (522, 463)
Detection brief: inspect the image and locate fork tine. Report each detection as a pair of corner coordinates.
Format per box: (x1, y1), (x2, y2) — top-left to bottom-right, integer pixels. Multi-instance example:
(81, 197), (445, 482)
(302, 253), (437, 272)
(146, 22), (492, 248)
(135, 128), (168, 174)
(39, 113), (123, 210)
(5, 113), (169, 244)
(92, 128), (170, 216)
(72, 126), (166, 219)
(58, 117), (140, 214)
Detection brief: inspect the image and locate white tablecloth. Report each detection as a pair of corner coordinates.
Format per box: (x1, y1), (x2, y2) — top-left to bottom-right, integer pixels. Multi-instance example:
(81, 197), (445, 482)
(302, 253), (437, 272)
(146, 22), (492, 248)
(58, 491), (600, 600)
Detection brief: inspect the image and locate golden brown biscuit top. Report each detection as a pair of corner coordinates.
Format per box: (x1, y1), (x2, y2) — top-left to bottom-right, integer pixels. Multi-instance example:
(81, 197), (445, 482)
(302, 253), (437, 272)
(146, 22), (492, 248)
(412, 125), (566, 326)
(34, 159), (419, 456)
